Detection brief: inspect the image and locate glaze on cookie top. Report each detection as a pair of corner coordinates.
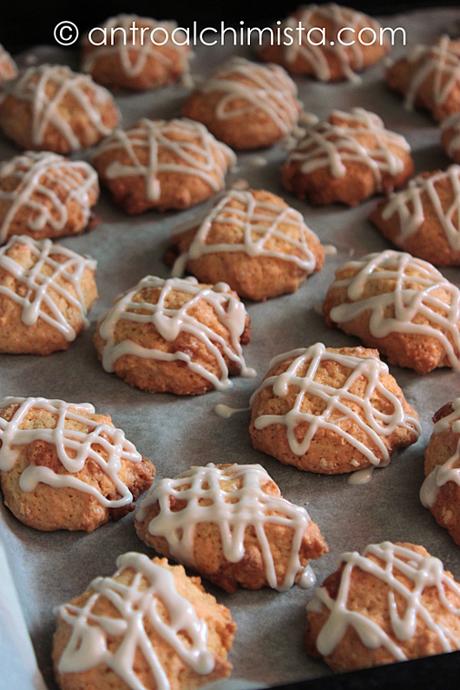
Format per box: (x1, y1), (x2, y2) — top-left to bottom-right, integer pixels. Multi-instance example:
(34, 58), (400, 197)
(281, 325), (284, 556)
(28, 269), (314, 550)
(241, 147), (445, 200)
(386, 36), (460, 121)
(0, 397), (146, 510)
(171, 189), (324, 294)
(0, 44), (17, 84)
(82, 14), (191, 90)
(250, 343), (420, 473)
(370, 166), (460, 265)
(92, 118), (236, 213)
(0, 64), (119, 153)
(0, 235), (96, 342)
(324, 250), (460, 373)
(259, 4), (388, 82)
(95, 275), (254, 393)
(136, 463), (327, 592)
(0, 152), (98, 243)
(54, 553), (234, 690)
(306, 541), (460, 670)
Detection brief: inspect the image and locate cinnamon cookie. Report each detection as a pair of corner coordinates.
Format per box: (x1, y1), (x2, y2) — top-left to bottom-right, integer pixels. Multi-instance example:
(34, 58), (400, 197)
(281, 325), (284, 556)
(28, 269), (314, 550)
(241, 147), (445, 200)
(53, 553), (235, 690)
(258, 4), (388, 82)
(0, 44), (17, 84)
(421, 399), (460, 546)
(92, 118), (235, 213)
(135, 462), (328, 592)
(94, 276), (254, 394)
(441, 113), (460, 163)
(82, 14), (191, 91)
(249, 343), (419, 474)
(0, 152), (98, 243)
(0, 235), (97, 354)
(168, 188), (324, 301)
(282, 108), (413, 206)
(0, 397), (154, 532)
(370, 166), (460, 266)
(183, 57), (300, 150)
(0, 64), (120, 153)
(306, 541), (460, 671)
(324, 250), (460, 374)
(386, 35), (460, 121)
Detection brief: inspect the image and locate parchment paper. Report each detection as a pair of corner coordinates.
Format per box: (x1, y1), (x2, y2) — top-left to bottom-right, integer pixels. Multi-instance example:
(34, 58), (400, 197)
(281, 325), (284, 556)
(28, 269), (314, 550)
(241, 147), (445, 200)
(2, 8), (460, 689)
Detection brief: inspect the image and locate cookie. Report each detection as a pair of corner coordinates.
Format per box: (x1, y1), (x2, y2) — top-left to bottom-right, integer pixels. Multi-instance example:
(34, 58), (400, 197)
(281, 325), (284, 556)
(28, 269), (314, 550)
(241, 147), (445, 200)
(258, 4), (388, 82)
(94, 275), (254, 395)
(249, 343), (419, 474)
(183, 57), (300, 150)
(168, 188), (324, 301)
(53, 553), (235, 690)
(324, 249), (460, 374)
(306, 541), (460, 671)
(0, 235), (97, 354)
(0, 44), (17, 84)
(370, 166), (460, 266)
(282, 108), (413, 206)
(92, 118), (235, 213)
(386, 35), (460, 121)
(82, 14), (191, 91)
(421, 399), (460, 545)
(441, 113), (460, 163)
(0, 152), (99, 244)
(135, 462), (328, 592)
(0, 397), (154, 532)
(0, 64), (120, 153)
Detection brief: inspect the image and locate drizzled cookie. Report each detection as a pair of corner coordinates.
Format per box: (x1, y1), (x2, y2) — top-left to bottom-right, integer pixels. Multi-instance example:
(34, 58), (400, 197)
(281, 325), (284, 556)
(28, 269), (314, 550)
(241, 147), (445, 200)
(0, 44), (17, 85)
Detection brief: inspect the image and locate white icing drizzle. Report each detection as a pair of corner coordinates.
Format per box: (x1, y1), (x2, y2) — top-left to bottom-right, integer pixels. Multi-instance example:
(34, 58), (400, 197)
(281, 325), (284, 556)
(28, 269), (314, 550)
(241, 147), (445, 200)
(136, 463), (315, 591)
(287, 108), (409, 184)
(402, 36), (460, 112)
(97, 275), (255, 390)
(347, 467), (374, 485)
(308, 541), (460, 659)
(82, 14), (190, 79)
(57, 552), (215, 689)
(328, 249), (460, 371)
(278, 4), (383, 82)
(5, 64), (117, 150)
(442, 113), (460, 158)
(172, 189), (321, 276)
(94, 118), (235, 202)
(0, 152), (98, 243)
(0, 44), (17, 83)
(0, 235), (95, 340)
(197, 57), (299, 133)
(299, 564), (317, 589)
(379, 166), (460, 251)
(214, 403), (249, 419)
(0, 397), (143, 508)
(250, 342), (420, 467)
(421, 398), (460, 509)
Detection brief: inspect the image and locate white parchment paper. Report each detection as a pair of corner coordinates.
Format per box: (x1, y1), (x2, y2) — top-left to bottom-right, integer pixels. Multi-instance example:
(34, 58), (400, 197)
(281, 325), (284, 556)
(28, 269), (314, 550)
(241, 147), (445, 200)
(1, 7), (460, 689)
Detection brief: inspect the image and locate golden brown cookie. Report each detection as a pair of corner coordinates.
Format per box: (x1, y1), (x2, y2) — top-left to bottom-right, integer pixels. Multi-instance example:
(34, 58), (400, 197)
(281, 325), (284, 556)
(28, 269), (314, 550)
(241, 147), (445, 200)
(82, 14), (191, 91)
(370, 166), (460, 266)
(306, 541), (460, 671)
(183, 57), (300, 150)
(92, 118), (235, 213)
(168, 188), (324, 301)
(0, 152), (99, 243)
(386, 35), (460, 121)
(323, 249), (460, 374)
(0, 64), (120, 153)
(421, 400), (460, 546)
(0, 397), (154, 531)
(94, 275), (254, 395)
(135, 462), (328, 592)
(441, 113), (460, 163)
(249, 343), (419, 474)
(0, 235), (97, 354)
(53, 553), (235, 690)
(258, 4), (388, 82)
(282, 108), (413, 206)
(0, 44), (17, 84)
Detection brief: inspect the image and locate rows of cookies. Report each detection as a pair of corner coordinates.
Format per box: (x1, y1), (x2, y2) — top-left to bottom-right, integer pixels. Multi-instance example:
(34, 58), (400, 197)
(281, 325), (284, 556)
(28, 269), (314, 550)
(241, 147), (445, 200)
(1, 5), (460, 690)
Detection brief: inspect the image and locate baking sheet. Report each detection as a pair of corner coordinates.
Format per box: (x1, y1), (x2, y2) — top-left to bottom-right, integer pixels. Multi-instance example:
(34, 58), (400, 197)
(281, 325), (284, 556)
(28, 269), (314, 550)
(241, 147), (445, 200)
(2, 7), (460, 689)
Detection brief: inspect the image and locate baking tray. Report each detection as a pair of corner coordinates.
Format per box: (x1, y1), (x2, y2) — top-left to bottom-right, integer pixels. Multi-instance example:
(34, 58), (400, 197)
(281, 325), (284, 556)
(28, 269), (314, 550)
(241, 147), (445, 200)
(1, 7), (460, 690)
